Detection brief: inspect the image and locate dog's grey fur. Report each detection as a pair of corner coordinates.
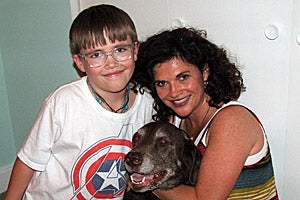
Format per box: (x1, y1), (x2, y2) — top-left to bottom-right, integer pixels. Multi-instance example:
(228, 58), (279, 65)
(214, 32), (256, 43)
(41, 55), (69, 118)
(124, 121), (201, 199)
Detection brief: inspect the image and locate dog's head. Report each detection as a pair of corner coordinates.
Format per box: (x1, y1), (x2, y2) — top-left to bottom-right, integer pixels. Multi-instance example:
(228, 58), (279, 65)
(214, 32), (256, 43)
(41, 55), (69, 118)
(125, 121), (201, 192)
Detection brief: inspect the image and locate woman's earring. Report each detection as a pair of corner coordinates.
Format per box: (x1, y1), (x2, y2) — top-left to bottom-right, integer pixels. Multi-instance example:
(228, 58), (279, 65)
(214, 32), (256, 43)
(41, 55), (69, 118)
(204, 80), (208, 89)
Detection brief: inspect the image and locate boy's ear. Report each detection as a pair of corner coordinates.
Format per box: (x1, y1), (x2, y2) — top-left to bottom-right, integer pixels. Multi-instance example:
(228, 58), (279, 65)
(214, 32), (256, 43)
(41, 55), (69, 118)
(133, 42), (139, 61)
(72, 54), (86, 72)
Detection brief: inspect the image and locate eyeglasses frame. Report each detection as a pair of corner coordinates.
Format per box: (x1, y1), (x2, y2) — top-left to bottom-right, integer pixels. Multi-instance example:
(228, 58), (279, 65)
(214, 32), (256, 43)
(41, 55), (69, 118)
(77, 43), (135, 68)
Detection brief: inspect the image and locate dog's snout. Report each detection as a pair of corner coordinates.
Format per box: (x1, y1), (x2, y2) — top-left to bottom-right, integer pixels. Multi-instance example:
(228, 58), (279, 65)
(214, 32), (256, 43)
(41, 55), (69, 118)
(125, 152), (143, 166)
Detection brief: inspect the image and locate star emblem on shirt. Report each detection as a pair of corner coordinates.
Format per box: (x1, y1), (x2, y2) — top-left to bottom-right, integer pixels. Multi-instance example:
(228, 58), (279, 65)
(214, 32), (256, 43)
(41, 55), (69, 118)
(93, 157), (126, 195)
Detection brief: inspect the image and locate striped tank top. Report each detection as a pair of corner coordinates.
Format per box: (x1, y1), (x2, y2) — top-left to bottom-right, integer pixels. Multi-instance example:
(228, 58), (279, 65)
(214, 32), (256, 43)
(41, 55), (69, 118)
(175, 101), (279, 199)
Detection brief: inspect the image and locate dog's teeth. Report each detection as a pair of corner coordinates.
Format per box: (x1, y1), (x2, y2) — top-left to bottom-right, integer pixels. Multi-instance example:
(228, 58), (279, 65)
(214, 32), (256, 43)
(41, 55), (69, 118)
(130, 175), (146, 185)
(130, 175), (135, 183)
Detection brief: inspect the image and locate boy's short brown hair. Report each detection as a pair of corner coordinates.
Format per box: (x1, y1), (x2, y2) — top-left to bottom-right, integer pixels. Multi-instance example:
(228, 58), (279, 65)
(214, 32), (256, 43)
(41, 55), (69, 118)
(69, 4), (138, 55)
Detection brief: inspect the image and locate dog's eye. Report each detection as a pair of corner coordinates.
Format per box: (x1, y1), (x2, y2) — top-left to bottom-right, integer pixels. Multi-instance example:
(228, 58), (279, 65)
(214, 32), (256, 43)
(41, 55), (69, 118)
(158, 137), (169, 145)
(132, 134), (140, 144)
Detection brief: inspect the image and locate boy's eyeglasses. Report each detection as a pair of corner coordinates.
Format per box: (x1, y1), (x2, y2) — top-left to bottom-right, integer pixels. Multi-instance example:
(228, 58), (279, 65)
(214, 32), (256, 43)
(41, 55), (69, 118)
(78, 43), (135, 68)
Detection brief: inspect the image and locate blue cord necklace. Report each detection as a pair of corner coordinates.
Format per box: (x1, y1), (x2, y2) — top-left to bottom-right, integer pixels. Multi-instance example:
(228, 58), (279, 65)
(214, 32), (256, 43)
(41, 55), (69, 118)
(87, 79), (130, 113)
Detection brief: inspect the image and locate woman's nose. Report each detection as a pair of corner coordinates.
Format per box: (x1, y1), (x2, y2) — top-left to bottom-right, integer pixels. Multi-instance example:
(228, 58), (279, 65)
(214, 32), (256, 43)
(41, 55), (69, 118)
(169, 83), (182, 97)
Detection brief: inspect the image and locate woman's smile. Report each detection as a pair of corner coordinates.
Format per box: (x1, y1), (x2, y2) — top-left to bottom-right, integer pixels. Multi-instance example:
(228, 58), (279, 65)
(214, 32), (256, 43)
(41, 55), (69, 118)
(171, 95), (191, 107)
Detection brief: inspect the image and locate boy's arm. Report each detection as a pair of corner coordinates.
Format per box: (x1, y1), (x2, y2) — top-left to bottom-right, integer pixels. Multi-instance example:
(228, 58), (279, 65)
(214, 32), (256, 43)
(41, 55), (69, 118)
(5, 157), (34, 200)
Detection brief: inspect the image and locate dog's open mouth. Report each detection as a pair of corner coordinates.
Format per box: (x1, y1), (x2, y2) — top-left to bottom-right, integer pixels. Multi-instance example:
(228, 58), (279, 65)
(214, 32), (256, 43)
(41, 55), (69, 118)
(130, 171), (166, 188)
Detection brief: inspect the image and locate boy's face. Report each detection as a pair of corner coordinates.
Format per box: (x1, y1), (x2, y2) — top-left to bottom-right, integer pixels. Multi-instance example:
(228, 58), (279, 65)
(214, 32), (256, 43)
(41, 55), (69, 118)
(73, 37), (138, 94)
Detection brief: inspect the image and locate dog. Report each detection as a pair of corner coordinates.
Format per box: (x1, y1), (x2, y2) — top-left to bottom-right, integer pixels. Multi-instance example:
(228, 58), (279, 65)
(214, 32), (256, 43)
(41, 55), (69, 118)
(124, 121), (201, 199)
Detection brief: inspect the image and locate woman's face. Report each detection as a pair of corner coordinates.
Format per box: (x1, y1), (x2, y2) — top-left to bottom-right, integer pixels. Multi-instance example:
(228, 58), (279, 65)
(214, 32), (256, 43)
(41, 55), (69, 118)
(153, 58), (208, 118)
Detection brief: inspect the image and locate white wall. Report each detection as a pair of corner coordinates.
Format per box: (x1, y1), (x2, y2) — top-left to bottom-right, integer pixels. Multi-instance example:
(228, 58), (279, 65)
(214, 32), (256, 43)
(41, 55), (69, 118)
(70, 1), (300, 198)
(283, 0), (300, 199)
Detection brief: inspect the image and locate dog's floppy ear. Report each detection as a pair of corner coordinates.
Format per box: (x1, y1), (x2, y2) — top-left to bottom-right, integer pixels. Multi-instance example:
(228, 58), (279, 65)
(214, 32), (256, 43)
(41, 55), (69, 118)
(182, 138), (202, 185)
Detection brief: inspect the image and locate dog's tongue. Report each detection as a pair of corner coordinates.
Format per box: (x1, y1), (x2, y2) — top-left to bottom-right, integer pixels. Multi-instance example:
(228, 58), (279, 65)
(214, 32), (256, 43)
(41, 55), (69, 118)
(130, 173), (155, 188)
(131, 173), (154, 182)
(130, 172), (166, 191)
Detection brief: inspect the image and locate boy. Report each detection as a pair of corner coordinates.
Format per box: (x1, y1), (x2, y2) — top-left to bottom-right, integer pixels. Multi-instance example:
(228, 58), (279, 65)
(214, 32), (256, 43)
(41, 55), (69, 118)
(5, 4), (154, 199)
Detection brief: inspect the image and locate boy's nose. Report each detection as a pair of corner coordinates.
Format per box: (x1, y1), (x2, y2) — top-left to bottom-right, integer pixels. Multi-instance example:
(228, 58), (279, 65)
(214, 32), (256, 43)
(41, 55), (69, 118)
(104, 55), (118, 69)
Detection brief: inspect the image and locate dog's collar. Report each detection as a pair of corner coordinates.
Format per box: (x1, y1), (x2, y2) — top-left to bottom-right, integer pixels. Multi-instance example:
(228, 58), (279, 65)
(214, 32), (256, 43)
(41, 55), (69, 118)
(180, 129), (193, 141)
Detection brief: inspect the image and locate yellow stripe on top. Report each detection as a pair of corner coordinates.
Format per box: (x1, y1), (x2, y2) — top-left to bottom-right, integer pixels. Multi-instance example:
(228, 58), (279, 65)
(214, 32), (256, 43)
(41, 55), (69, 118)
(228, 176), (277, 200)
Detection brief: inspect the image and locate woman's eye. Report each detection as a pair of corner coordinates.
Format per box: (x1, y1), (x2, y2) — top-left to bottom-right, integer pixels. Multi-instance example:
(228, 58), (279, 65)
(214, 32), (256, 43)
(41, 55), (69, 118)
(179, 74), (189, 81)
(155, 81), (166, 88)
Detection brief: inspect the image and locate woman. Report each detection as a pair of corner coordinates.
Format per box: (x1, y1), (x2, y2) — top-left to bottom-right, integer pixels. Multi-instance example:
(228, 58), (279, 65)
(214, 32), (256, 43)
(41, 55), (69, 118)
(134, 27), (278, 199)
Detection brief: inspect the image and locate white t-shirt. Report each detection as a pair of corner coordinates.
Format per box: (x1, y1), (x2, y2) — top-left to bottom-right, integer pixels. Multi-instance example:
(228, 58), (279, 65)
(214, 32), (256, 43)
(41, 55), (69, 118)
(18, 76), (154, 199)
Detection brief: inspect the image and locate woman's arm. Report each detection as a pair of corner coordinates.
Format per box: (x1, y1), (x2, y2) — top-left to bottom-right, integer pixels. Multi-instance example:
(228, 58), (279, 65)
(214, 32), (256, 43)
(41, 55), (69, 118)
(5, 157), (35, 200)
(154, 106), (264, 200)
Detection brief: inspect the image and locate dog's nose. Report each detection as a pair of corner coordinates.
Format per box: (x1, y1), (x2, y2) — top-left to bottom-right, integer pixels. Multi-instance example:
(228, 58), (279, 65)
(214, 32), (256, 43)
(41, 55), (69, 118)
(125, 152), (143, 166)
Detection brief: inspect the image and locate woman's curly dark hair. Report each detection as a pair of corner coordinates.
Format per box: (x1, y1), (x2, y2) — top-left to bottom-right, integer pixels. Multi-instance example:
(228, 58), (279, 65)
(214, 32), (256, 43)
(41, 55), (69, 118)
(133, 27), (245, 121)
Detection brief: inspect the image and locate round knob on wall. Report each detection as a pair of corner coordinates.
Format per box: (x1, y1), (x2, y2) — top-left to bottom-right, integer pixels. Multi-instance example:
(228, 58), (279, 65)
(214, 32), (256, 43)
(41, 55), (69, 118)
(264, 24), (279, 40)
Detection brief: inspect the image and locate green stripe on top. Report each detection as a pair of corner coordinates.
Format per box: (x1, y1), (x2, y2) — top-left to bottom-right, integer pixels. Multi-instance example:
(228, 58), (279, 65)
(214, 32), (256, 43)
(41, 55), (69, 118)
(228, 176), (277, 200)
